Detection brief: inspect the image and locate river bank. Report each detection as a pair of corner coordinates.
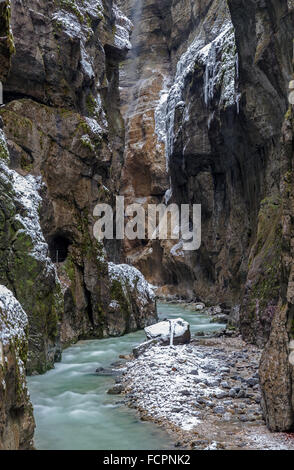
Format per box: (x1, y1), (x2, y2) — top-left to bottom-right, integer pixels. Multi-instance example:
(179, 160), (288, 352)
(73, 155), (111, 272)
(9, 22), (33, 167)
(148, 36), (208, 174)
(120, 335), (294, 450)
(28, 301), (294, 450)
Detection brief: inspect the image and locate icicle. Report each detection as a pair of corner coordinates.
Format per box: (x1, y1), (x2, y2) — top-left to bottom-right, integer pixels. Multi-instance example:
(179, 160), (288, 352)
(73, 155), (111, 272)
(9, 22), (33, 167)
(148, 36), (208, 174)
(236, 93), (241, 115)
(204, 42), (217, 106)
(169, 320), (174, 346)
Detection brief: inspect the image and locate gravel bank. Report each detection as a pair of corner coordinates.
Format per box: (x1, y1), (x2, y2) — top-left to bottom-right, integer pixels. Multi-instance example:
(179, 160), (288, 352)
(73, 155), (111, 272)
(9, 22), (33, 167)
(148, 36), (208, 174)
(120, 336), (294, 450)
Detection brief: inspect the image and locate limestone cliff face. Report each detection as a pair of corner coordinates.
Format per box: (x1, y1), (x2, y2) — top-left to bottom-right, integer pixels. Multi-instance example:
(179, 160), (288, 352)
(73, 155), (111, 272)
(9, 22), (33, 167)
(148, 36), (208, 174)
(0, 0), (157, 379)
(228, 0), (293, 347)
(119, 0), (234, 297)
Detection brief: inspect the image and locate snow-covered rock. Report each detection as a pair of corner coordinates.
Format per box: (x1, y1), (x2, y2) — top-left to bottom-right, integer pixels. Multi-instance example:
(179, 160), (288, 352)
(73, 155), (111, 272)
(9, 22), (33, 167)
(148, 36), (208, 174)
(0, 159), (57, 276)
(162, 19), (239, 169)
(195, 303), (205, 311)
(112, 3), (132, 51)
(105, 262), (157, 336)
(0, 285), (28, 346)
(108, 262), (155, 307)
(145, 318), (190, 345)
(0, 145), (62, 374)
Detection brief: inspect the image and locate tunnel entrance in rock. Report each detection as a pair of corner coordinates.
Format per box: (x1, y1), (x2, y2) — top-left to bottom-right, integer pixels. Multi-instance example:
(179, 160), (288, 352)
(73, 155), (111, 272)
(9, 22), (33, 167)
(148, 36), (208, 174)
(49, 235), (71, 263)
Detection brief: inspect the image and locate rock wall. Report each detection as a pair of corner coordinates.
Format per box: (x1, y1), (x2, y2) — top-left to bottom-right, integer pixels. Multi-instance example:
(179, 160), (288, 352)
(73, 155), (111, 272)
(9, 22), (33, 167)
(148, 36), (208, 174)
(119, 0), (294, 343)
(0, 0), (157, 379)
(0, 287), (35, 450)
(259, 82), (294, 431)
(118, 0), (294, 431)
(119, 0), (235, 298)
(0, 2), (34, 450)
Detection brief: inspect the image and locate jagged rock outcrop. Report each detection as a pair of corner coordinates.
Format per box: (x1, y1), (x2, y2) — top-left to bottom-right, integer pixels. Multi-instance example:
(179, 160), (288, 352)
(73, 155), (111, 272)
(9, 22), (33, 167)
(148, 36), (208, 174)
(0, 286), (35, 450)
(107, 263), (157, 335)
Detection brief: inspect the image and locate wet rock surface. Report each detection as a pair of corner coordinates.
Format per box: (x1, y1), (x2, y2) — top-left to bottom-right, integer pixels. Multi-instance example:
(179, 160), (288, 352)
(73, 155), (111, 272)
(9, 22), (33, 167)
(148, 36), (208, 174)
(120, 336), (294, 450)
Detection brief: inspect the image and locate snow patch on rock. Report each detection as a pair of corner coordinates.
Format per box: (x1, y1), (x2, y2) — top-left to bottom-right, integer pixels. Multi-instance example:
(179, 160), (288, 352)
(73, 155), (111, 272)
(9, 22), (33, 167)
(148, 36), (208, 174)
(0, 159), (56, 276)
(0, 128), (10, 162)
(108, 262), (155, 306)
(170, 240), (185, 258)
(0, 285), (28, 345)
(145, 318), (190, 344)
(112, 4), (132, 50)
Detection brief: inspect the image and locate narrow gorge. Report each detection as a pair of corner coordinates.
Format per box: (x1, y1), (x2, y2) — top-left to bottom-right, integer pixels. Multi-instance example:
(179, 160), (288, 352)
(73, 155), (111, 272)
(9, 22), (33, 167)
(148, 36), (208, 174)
(0, 0), (294, 451)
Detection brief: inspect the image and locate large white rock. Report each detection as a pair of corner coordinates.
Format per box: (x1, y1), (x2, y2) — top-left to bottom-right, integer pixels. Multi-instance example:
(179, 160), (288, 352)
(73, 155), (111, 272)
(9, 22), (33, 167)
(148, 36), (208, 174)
(144, 318), (191, 345)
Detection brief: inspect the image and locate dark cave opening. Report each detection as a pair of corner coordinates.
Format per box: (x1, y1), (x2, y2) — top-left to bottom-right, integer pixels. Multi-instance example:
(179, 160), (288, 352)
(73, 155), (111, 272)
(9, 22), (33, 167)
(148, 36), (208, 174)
(49, 235), (71, 263)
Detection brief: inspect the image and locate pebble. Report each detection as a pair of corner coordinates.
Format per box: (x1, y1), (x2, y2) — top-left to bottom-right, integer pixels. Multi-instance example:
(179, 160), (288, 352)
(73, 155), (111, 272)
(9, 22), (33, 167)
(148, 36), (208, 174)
(214, 406), (226, 414)
(220, 381), (230, 389)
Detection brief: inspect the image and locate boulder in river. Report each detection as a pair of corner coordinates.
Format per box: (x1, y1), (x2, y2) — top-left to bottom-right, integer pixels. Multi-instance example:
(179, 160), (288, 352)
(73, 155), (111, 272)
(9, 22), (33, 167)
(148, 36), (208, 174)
(144, 318), (191, 345)
(107, 384), (124, 395)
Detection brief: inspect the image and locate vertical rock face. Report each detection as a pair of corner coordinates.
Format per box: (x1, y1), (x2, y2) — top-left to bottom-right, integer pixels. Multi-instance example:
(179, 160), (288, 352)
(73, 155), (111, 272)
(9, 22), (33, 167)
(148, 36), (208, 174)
(227, 0), (293, 346)
(0, 2), (34, 450)
(259, 98), (294, 431)
(0, 140), (64, 373)
(0, 286), (35, 450)
(118, 0), (170, 271)
(119, 0), (238, 297)
(0, 0), (157, 379)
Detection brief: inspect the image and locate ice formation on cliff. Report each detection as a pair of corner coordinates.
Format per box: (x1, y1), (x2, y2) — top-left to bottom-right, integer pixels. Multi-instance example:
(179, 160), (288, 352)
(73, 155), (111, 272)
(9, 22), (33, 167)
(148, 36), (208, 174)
(155, 20), (239, 170)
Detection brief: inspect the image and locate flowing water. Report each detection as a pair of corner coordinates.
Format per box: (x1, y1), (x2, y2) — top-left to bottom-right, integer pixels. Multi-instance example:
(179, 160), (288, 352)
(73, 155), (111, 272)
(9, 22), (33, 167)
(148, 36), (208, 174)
(28, 303), (225, 450)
